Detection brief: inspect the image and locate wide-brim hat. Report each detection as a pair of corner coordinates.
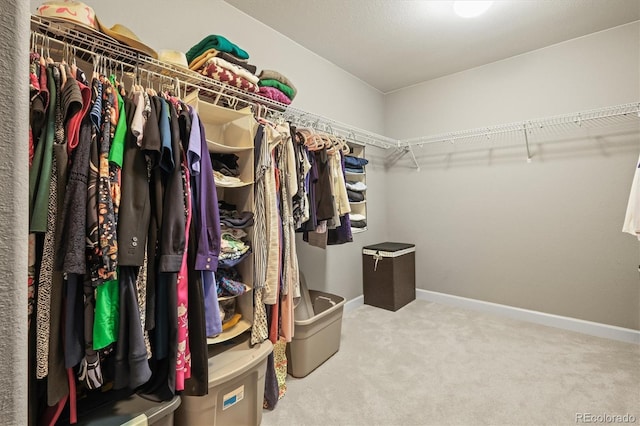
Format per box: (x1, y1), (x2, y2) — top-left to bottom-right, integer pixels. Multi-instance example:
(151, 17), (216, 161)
(36, 1), (157, 59)
(35, 0), (114, 40)
(158, 50), (189, 69)
(96, 20), (158, 59)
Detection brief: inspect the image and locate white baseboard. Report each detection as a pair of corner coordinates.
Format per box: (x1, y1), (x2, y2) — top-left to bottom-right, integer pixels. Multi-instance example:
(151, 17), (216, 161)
(416, 289), (640, 344)
(344, 295), (364, 315)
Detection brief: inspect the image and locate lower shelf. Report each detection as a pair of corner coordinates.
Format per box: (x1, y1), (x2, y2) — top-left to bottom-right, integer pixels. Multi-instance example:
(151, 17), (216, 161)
(207, 318), (252, 345)
(351, 227), (368, 234)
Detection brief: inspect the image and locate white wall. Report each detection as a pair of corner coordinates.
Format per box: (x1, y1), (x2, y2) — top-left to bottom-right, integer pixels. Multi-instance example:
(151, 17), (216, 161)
(28, 0), (389, 299)
(384, 22), (640, 329)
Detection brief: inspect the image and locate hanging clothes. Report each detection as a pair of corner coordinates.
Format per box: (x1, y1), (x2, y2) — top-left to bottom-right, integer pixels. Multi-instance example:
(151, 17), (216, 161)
(623, 153), (640, 239)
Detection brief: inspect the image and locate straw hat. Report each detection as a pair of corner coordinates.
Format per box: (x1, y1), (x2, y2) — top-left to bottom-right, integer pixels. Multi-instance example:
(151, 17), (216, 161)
(158, 50), (189, 69)
(96, 21), (158, 59)
(36, 1), (104, 36)
(36, 1), (157, 59)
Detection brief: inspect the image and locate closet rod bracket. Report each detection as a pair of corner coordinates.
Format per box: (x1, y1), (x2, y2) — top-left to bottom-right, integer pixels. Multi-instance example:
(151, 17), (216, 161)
(405, 146), (420, 171)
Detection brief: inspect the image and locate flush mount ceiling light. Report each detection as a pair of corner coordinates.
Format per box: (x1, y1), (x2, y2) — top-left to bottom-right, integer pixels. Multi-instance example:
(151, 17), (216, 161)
(453, 1), (494, 18)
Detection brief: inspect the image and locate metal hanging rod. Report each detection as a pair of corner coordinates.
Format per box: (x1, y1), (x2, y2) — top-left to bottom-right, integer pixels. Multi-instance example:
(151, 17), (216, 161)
(30, 15), (398, 150)
(399, 102), (640, 147)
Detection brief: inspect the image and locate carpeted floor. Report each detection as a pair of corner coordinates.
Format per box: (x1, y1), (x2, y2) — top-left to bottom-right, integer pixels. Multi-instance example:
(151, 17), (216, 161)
(261, 300), (639, 426)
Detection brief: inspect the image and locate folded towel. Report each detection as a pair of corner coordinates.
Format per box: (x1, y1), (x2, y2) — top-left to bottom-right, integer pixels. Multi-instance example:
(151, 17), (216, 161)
(207, 57), (259, 84)
(186, 35), (249, 63)
(258, 79), (295, 100)
(258, 86), (292, 105)
(258, 69), (297, 98)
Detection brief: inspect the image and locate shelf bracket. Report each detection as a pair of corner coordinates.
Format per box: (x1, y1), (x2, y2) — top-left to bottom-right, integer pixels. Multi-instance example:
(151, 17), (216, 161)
(523, 124), (532, 163)
(406, 145), (420, 171)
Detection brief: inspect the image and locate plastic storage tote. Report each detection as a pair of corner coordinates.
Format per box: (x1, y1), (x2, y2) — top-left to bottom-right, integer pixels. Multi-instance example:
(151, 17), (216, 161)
(175, 334), (273, 426)
(287, 289), (346, 378)
(362, 242), (416, 311)
(76, 394), (181, 426)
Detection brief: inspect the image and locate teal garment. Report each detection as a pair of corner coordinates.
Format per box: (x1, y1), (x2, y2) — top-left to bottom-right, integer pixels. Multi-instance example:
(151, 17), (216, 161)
(93, 278), (120, 350)
(257, 79), (295, 100)
(29, 65), (57, 233)
(108, 76), (126, 168)
(186, 34), (249, 63)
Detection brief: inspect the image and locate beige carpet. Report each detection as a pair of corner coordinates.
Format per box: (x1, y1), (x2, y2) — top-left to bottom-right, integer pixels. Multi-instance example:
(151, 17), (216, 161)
(261, 300), (639, 426)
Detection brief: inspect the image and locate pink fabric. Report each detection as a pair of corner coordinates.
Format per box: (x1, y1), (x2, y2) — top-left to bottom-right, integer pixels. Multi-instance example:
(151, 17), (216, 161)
(176, 156), (192, 391)
(258, 86), (292, 105)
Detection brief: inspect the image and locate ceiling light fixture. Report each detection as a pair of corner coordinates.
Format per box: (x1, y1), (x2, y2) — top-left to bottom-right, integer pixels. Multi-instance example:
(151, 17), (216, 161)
(453, 1), (494, 18)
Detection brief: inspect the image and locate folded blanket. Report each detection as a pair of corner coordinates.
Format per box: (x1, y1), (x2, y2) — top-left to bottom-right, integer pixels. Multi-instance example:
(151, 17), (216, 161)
(258, 86), (291, 105)
(200, 62), (259, 93)
(258, 79), (295, 100)
(259, 70), (297, 97)
(186, 34), (249, 63)
(207, 57), (259, 84)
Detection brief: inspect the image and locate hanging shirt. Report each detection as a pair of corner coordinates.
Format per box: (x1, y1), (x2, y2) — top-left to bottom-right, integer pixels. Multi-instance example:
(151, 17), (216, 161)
(623, 153), (640, 240)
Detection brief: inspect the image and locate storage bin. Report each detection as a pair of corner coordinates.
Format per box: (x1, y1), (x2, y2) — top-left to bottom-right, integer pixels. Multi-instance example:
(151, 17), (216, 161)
(287, 290), (346, 378)
(362, 242), (416, 311)
(175, 334), (273, 426)
(76, 394), (181, 426)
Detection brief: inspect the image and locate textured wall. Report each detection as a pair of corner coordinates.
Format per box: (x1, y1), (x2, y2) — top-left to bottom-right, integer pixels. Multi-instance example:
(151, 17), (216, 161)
(384, 22), (640, 329)
(0, 1), (29, 424)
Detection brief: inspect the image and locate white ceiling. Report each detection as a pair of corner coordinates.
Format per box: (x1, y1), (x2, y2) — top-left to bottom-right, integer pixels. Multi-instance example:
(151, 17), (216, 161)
(224, 0), (640, 93)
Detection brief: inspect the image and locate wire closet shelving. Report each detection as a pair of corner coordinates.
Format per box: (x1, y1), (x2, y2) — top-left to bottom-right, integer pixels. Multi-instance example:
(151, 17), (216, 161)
(31, 15), (640, 168)
(30, 15), (398, 150)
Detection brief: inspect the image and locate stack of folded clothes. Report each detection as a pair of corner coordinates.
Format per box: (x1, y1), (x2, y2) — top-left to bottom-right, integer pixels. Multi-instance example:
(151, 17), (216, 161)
(219, 226), (251, 268)
(349, 213), (367, 229)
(219, 201), (255, 228)
(345, 180), (367, 192)
(212, 153), (240, 176)
(212, 153), (244, 186)
(344, 155), (369, 174)
(348, 189), (365, 202)
(186, 35), (260, 93)
(257, 70), (297, 105)
(216, 265), (247, 298)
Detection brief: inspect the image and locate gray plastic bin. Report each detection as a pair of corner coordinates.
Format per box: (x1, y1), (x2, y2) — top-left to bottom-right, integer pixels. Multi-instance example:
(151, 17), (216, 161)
(77, 394), (181, 426)
(175, 334), (273, 426)
(287, 290), (345, 378)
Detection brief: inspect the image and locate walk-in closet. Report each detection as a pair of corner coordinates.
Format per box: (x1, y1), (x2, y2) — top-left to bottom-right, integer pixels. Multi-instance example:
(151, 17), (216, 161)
(2, 0), (639, 425)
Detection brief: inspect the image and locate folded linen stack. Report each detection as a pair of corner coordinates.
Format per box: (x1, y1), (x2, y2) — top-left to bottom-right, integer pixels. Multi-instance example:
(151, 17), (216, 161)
(186, 35), (260, 93)
(257, 69), (297, 105)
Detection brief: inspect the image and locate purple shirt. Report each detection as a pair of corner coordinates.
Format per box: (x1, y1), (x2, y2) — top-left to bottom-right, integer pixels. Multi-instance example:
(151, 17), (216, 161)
(190, 108), (221, 271)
